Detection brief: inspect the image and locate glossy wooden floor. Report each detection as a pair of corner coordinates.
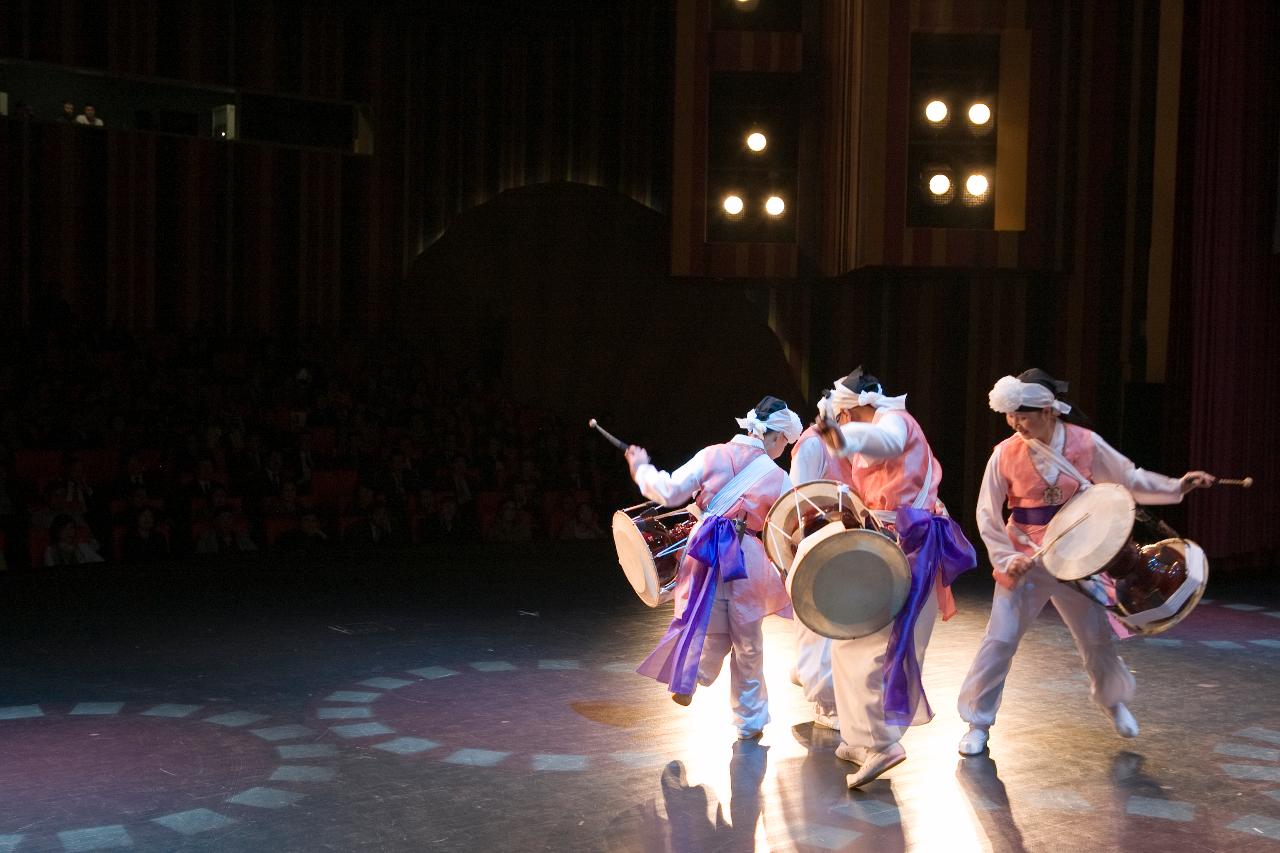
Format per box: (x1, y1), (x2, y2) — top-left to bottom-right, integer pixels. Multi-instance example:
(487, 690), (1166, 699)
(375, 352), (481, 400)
(0, 543), (1278, 852)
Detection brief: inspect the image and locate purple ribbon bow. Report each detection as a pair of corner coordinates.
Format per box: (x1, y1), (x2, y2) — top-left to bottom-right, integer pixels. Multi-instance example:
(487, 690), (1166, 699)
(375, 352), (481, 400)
(635, 515), (746, 695)
(882, 506), (977, 727)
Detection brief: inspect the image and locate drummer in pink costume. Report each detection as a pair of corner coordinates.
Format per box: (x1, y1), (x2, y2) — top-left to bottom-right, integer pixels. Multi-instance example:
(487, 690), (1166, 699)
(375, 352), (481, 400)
(625, 396), (802, 739)
(788, 370), (863, 733)
(956, 369), (1214, 757)
(820, 369), (976, 788)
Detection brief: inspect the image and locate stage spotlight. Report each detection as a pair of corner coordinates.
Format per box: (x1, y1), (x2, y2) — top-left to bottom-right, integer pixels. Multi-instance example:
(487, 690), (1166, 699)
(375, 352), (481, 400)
(764, 195), (786, 217)
(964, 173), (990, 205)
(928, 174), (951, 196)
(746, 131), (767, 152)
(968, 102), (992, 125)
(924, 100), (948, 123)
(723, 195), (745, 216)
(733, 0), (760, 9)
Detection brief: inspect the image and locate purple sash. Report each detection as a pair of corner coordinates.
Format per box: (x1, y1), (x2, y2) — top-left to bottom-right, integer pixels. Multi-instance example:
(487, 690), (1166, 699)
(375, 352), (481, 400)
(882, 506), (977, 727)
(635, 515), (746, 694)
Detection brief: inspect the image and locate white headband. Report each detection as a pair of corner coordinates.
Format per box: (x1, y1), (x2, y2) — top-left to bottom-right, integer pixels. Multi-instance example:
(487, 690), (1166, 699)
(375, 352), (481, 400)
(736, 407), (803, 443)
(988, 375), (1072, 415)
(817, 377), (907, 420)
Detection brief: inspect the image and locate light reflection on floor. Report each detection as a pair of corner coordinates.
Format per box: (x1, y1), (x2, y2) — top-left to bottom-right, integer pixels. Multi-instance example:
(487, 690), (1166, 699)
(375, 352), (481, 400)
(618, 603), (1280, 852)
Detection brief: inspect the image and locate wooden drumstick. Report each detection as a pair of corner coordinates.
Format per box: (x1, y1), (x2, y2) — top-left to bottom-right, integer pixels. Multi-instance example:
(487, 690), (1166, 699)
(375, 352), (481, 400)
(1216, 476), (1253, 488)
(587, 418), (630, 451)
(1031, 512), (1090, 562)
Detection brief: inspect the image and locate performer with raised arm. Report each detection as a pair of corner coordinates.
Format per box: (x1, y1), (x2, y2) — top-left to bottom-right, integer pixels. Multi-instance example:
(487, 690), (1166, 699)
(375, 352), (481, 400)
(956, 369), (1214, 757)
(818, 369), (977, 788)
(786, 370), (864, 733)
(625, 396), (802, 739)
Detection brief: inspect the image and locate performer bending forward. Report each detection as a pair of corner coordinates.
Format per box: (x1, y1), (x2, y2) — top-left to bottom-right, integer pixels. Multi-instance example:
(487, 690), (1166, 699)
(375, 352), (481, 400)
(626, 396), (802, 739)
(821, 370), (976, 787)
(956, 370), (1213, 756)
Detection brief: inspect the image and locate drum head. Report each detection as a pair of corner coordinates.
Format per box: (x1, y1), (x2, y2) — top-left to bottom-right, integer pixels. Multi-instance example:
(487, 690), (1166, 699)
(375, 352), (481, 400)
(612, 511), (664, 607)
(787, 525), (911, 640)
(1041, 484), (1136, 581)
(764, 480), (869, 571)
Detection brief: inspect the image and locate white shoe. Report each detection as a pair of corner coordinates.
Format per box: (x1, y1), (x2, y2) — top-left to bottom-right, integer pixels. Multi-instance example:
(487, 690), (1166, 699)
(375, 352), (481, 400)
(834, 743), (869, 765)
(813, 712), (840, 732)
(846, 743), (907, 788)
(1110, 703), (1139, 738)
(958, 725), (989, 756)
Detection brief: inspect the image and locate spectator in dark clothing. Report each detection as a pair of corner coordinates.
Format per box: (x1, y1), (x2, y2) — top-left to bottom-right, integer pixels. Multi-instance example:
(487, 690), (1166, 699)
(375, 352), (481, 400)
(59, 101), (76, 123)
(196, 507), (257, 555)
(121, 507), (170, 564)
(188, 458), (224, 501)
(276, 510), (330, 553)
(343, 505), (401, 547)
(422, 493), (469, 542)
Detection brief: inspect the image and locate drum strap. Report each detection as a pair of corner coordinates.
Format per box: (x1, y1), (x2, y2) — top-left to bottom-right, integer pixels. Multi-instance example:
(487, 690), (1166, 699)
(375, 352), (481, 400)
(1025, 437), (1093, 491)
(704, 453), (779, 519)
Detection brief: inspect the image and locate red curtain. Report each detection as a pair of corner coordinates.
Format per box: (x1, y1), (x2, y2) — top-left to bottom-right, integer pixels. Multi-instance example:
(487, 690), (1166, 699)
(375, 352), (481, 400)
(1176, 0), (1280, 563)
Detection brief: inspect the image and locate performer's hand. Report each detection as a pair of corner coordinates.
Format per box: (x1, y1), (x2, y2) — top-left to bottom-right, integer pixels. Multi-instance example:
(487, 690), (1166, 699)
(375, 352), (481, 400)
(625, 445), (651, 478)
(1180, 471), (1215, 492)
(1005, 554), (1034, 580)
(814, 417), (844, 453)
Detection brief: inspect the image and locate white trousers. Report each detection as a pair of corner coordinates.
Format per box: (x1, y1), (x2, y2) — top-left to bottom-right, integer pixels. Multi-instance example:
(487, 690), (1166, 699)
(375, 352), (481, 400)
(794, 619), (837, 716)
(956, 562), (1135, 728)
(832, 592), (939, 752)
(698, 594), (770, 737)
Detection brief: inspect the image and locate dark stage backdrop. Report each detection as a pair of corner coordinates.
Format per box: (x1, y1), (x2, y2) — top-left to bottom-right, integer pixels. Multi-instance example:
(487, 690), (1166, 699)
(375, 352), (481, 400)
(1, 0), (1276, 565)
(0, 0), (673, 332)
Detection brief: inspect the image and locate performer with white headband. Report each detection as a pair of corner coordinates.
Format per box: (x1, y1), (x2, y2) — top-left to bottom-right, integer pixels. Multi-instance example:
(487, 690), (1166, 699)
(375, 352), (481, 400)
(815, 369), (977, 788)
(956, 369), (1214, 756)
(625, 396), (803, 739)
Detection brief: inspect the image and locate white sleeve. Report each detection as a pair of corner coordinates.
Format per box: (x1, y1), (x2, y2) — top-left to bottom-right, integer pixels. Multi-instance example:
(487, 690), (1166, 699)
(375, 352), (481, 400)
(1090, 434), (1185, 505)
(976, 447), (1020, 574)
(789, 437), (827, 484)
(634, 448), (708, 507)
(835, 412), (908, 460)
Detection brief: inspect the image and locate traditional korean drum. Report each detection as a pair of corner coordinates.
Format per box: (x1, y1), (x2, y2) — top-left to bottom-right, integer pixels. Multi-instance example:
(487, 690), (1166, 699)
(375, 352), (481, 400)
(764, 480), (912, 639)
(611, 502), (698, 607)
(1039, 483), (1209, 635)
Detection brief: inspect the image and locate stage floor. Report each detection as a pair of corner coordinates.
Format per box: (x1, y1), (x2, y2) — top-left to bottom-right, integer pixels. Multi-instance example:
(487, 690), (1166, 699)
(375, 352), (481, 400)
(1, 543), (1278, 852)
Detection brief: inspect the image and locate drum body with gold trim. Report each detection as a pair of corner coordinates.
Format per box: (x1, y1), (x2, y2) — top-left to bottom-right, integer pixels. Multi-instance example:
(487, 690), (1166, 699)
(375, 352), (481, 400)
(1039, 483), (1209, 635)
(611, 502), (697, 607)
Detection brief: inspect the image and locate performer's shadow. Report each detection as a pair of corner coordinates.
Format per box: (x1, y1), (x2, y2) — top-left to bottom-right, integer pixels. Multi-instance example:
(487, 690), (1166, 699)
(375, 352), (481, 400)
(603, 739), (768, 853)
(955, 754), (1029, 853)
(663, 738), (769, 853)
(769, 723), (907, 852)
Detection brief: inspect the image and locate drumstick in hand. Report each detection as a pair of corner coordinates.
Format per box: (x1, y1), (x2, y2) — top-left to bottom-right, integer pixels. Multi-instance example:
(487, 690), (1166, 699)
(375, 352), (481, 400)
(1216, 476), (1253, 487)
(587, 418), (630, 451)
(1032, 512), (1091, 562)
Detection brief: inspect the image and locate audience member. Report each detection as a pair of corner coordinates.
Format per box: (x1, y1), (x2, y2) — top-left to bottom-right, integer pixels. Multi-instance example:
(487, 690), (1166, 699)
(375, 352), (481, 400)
(121, 507), (170, 563)
(276, 510), (330, 553)
(76, 105), (104, 126)
(44, 514), (105, 566)
(487, 500), (532, 543)
(196, 507), (258, 555)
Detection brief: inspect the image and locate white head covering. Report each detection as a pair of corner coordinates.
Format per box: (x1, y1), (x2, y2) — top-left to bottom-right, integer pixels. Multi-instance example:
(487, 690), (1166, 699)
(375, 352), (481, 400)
(736, 405), (803, 443)
(817, 373), (907, 420)
(988, 375), (1073, 415)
